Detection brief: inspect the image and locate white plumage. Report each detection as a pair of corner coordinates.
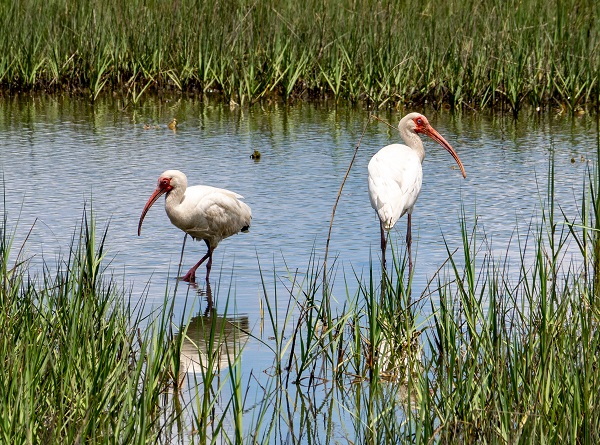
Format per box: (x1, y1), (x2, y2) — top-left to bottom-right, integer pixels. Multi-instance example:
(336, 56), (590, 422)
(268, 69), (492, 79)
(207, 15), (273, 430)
(368, 113), (466, 271)
(368, 143), (423, 230)
(138, 170), (252, 283)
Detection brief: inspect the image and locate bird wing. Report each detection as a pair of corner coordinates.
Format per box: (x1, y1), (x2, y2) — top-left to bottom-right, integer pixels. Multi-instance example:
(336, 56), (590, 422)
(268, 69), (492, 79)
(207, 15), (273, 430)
(174, 185), (252, 246)
(367, 144), (423, 230)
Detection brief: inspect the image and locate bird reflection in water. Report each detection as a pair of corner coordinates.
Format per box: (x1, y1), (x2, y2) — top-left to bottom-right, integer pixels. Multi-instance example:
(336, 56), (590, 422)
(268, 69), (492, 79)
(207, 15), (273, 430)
(177, 283), (249, 379)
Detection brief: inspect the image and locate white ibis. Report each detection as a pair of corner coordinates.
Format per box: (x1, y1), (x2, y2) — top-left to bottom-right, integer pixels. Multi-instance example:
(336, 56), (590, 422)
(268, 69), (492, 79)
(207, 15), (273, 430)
(138, 170), (252, 283)
(368, 112), (466, 272)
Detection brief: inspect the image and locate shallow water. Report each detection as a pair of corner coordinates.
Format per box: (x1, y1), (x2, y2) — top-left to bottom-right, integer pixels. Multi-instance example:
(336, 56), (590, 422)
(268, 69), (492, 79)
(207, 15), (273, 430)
(1, 97), (594, 302)
(0, 95), (597, 439)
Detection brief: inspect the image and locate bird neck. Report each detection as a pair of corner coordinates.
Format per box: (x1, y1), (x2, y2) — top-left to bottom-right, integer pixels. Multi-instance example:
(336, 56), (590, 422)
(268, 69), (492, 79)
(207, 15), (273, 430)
(165, 187), (185, 209)
(401, 130), (426, 163)
(164, 187), (191, 231)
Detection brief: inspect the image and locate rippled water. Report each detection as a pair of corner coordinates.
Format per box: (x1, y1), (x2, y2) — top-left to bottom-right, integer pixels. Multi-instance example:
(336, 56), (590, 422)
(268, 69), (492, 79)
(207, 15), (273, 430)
(0, 96), (597, 438)
(2, 97), (595, 304)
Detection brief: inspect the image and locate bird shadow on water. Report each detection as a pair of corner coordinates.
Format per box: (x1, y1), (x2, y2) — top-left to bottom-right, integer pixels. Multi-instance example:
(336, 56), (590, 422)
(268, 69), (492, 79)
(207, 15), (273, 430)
(171, 276), (251, 443)
(183, 277), (214, 315)
(176, 291), (250, 378)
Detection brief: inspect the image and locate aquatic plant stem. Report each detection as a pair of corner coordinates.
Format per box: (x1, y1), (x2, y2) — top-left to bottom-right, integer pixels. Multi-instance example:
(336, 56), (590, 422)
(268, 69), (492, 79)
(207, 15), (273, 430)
(323, 113), (407, 301)
(322, 115), (370, 300)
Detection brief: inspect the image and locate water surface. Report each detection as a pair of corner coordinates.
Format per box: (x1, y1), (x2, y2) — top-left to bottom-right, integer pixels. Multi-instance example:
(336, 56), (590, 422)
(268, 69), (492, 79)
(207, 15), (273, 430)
(1, 97), (594, 305)
(0, 95), (596, 439)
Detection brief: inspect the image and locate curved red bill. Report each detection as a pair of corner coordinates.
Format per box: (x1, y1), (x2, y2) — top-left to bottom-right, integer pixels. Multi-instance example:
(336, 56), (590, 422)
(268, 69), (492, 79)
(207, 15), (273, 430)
(138, 187), (167, 236)
(422, 126), (466, 178)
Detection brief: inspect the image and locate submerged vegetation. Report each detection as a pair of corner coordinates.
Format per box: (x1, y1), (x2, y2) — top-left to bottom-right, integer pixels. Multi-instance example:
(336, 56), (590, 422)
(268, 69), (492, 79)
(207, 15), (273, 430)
(2, 129), (600, 443)
(0, 0), (599, 113)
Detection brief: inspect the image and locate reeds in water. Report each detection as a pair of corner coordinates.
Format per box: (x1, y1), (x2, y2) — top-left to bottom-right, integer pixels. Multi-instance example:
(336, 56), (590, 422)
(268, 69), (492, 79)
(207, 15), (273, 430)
(0, 210), (185, 443)
(253, 125), (600, 442)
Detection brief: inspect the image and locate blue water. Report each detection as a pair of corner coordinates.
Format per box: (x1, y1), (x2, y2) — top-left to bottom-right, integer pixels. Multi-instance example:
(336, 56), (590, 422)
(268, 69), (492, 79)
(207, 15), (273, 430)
(0, 96), (596, 440)
(1, 96), (596, 325)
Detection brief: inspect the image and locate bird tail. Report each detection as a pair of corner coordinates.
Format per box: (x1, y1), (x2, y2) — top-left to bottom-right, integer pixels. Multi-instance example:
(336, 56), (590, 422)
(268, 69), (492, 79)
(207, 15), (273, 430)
(377, 209), (398, 231)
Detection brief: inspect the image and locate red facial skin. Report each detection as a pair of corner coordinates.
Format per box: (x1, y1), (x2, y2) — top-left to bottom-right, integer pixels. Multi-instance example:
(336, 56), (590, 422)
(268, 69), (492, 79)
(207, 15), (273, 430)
(413, 116), (466, 178)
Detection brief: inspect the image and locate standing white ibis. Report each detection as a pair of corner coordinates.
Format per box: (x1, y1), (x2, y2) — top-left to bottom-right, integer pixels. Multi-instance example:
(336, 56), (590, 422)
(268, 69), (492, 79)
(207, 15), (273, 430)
(138, 170), (252, 283)
(368, 112), (466, 273)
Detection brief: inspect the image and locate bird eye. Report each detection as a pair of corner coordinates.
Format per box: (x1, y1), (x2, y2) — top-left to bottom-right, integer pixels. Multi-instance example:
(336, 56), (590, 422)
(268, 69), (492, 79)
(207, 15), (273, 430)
(416, 118), (423, 125)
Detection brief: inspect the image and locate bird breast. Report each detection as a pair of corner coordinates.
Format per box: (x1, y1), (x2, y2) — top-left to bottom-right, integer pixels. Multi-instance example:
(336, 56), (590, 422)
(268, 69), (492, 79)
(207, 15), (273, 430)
(368, 144), (423, 230)
(165, 185), (252, 247)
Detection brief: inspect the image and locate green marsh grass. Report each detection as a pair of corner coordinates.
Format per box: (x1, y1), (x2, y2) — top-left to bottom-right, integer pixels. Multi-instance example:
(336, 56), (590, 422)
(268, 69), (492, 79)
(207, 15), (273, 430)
(1, 0), (599, 113)
(0, 210), (187, 443)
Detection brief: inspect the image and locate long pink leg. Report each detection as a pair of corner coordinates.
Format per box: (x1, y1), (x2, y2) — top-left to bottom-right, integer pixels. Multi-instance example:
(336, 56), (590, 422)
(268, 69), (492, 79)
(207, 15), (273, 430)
(180, 240), (213, 283)
(406, 214), (413, 277)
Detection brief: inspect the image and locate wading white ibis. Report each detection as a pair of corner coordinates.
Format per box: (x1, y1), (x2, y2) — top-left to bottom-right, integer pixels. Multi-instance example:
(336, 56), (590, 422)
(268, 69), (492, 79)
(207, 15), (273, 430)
(368, 112), (466, 273)
(138, 170), (252, 283)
